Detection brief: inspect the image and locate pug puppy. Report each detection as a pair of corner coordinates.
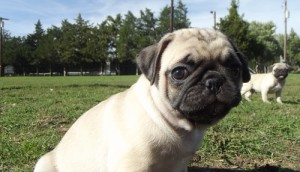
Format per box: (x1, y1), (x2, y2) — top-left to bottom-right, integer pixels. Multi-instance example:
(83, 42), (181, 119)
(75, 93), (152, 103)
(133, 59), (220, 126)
(34, 28), (250, 172)
(241, 63), (289, 104)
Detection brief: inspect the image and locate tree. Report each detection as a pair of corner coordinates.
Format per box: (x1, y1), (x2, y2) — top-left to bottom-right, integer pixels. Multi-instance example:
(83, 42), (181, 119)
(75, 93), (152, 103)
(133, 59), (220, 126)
(35, 26), (62, 75)
(136, 8), (157, 50)
(157, 5), (171, 39)
(117, 11), (138, 62)
(87, 22), (110, 74)
(26, 20), (45, 75)
(174, 0), (191, 30)
(3, 35), (29, 75)
(157, 1), (191, 39)
(59, 19), (75, 76)
(287, 29), (300, 65)
(248, 21), (281, 64)
(3, 33), (16, 65)
(73, 14), (93, 75)
(218, 0), (251, 60)
(106, 14), (122, 74)
(57, 15), (93, 76)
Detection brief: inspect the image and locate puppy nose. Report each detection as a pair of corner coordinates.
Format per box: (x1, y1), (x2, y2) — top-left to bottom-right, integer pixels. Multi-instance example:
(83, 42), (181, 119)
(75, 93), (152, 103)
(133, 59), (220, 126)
(205, 78), (223, 94)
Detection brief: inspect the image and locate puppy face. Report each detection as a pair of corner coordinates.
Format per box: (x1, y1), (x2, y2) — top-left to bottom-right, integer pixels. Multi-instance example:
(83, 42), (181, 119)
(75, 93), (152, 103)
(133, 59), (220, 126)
(272, 63), (289, 80)
(137, 28), (250, 125)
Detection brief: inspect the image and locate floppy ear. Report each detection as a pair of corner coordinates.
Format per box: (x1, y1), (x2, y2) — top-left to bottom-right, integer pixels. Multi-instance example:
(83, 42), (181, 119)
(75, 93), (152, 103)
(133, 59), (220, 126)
(266, 64), (274, 73)
(136, 34), (174, 85)
(228, 39), (251, 83)
(270, 64), (275, 69)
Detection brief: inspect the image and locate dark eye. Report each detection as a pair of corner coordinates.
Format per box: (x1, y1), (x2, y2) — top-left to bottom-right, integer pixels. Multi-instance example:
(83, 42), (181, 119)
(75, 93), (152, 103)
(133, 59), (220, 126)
(172, 67), (189, 80)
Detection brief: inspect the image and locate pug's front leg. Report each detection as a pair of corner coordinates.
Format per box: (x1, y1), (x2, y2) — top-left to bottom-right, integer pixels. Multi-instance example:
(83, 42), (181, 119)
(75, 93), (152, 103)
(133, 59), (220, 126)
(276, 90), (283, 104)
(261, 90), (271, 104)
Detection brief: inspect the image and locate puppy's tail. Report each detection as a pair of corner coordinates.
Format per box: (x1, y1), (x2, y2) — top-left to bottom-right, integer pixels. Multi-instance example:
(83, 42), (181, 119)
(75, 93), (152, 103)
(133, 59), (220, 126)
(34, 151), (57, 172)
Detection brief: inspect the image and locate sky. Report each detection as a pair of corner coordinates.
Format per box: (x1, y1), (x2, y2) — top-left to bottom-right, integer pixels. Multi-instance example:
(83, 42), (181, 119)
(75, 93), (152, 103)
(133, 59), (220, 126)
(0, 0), (299, 37)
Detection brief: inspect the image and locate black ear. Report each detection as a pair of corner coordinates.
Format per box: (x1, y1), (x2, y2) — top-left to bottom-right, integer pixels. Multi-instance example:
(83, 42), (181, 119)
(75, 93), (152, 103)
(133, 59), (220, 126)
(136, 34), (174, 85)
(136, 44), (158, 82)
(286, 63), (291, 71)
(228, 39), (251, 83)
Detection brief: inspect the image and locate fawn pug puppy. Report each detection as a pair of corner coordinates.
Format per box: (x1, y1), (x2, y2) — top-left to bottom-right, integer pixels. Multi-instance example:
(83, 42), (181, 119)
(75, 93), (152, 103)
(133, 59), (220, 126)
(241, 63), (289, 104)
(34, 28), (250, 172)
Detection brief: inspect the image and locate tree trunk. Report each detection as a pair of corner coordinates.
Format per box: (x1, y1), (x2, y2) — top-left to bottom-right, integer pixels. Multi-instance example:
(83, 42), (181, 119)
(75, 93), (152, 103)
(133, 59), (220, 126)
(99, 62), (102, 75)
(49, 64), (52, 76)
(36, 67), (39, 76)
(22, 67), (26, 76)
(63, 66), (67, 76)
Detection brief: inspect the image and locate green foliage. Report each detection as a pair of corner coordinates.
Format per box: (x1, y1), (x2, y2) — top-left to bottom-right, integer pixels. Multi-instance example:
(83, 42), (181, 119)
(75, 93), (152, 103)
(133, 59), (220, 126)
(3, 36), (27, 69)
(248, 21), (282, 64)
(30, 20), (45, 73)
(218, 0), (251, 58)
(3, 1), (192, 75)
(2, 0), (300, 75)
(287, 29), (300, 64)
(157, 5), (171, 39)
(59, 19), (75, 67)
(106, 14), (122, 60)
(136, 8), (158, 49)
(157, 0), (191, 39)
(174, 0), (191, 30)
(117, 11), (138, 62)
(217, 0), (299, 68)
(73, 14), (94, 71)
(0, 75), (299, 171)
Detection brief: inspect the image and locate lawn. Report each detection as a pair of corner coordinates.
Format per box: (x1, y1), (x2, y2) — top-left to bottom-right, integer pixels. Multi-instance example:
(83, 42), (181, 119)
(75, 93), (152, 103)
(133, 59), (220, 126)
(0, 75), (299, 172)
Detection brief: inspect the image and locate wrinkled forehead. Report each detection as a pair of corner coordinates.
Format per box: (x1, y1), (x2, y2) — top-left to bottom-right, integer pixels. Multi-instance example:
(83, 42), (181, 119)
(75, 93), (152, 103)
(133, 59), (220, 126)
(161, 29), (234, 66)
(274, 63), (288, 69)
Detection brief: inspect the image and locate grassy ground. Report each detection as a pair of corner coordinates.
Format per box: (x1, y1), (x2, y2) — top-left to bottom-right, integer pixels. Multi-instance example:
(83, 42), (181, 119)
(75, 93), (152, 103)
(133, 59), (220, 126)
(0, 75), (299, 172)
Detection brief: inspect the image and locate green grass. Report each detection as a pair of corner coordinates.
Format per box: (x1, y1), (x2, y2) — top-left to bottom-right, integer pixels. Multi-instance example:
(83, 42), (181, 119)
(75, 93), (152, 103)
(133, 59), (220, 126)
(0, 75), (299, 171)
(191, 74), (300, 171)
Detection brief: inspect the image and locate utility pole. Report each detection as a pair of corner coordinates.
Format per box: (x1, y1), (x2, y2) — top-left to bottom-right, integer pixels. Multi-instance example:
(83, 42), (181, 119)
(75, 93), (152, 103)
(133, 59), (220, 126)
(283, 0), (289, 62)
(210, 11), (216, 30)
(0, 17), (9, 77)
(170, 0), (174, 33)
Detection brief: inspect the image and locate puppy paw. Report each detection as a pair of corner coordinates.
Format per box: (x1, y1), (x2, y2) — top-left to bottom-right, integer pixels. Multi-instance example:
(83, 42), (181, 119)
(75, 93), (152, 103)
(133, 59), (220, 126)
(277, 98), (283, 104)
(245, 97), (251, 101)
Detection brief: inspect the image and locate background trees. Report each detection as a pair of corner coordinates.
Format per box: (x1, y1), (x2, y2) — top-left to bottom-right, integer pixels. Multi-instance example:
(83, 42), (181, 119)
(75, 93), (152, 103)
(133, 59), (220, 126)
(2, 0), (300, 76)
(218, 0), (252, 63)
(248, 21), (281, 64)
(287, 29), (300, 65)
(218, 0), (299, 69)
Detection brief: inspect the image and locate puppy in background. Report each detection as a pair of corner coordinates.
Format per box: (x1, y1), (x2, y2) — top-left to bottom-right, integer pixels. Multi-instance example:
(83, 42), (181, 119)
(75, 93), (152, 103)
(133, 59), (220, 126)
(241, 63), (290, 104)
(34, 28), (250, 172)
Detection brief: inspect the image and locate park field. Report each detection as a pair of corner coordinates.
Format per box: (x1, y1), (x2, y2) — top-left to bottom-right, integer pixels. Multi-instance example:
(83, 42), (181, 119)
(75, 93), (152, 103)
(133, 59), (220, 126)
(0, 75), (299, 171)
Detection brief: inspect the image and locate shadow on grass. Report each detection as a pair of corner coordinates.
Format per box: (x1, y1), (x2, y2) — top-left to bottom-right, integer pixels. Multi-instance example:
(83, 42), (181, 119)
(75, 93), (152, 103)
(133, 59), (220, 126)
(66, 83), (131, 89)
(0, 83), (131, 90)
(188, 164), (298, 172)
(0, 86), (32, 90)
(283, 100), (299, 105)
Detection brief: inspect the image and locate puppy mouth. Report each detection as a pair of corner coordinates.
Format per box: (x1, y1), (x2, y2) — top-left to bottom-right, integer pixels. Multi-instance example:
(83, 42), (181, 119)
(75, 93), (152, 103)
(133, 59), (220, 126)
(274, 69), (289, 80)
(276, 74), (288, 80)
(278, 76), (286, 80)
(175, 85), (241, 124)
(180, 100), (240, 124)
